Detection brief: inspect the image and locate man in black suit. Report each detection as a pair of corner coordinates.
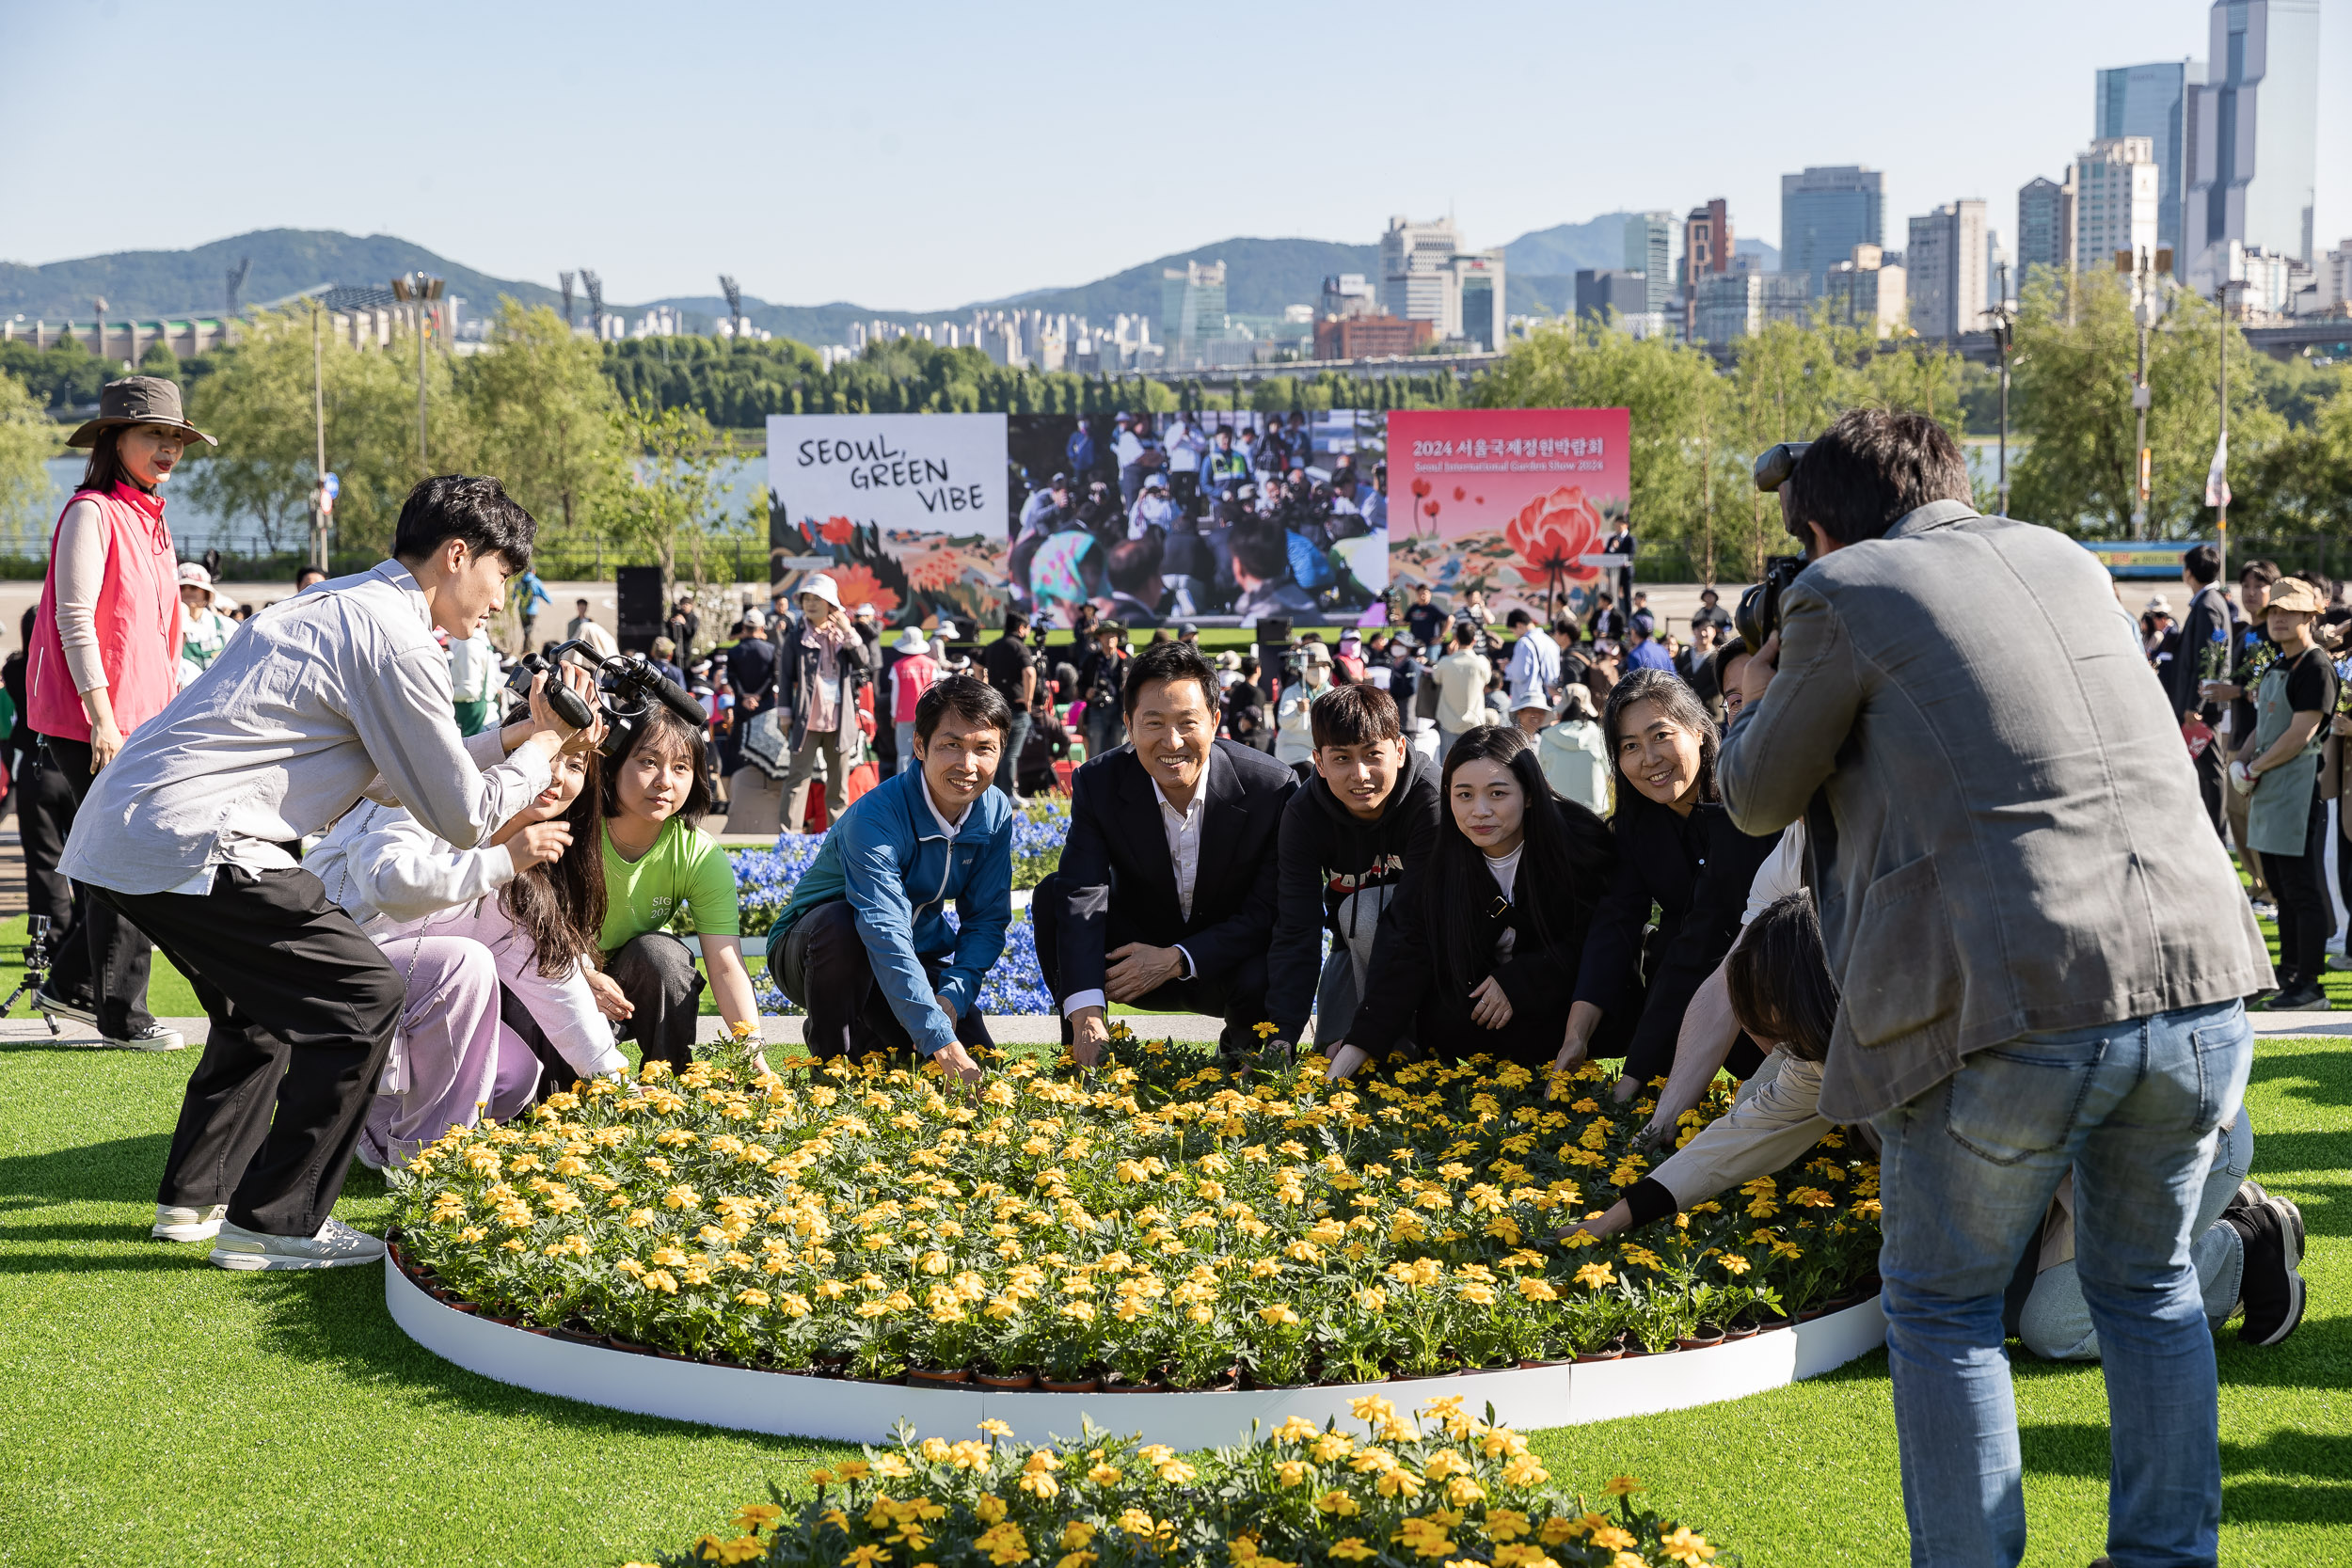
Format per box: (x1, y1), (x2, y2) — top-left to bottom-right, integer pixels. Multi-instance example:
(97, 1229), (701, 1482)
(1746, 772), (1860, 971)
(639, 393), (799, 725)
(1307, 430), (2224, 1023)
(1034, 639), (1297, 1063)
(2166, 542), (2233, 837)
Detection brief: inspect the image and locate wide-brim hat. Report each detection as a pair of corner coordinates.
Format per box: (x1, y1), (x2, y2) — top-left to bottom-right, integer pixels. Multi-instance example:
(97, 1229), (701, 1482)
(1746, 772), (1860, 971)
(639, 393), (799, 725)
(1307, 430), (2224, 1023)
(1559, 685), (1598, 720)
(894, 626), (930, 655)
(797, 574), (842, 610)
(2267, 578), (2325, 615)
(68, 375), (216, 450)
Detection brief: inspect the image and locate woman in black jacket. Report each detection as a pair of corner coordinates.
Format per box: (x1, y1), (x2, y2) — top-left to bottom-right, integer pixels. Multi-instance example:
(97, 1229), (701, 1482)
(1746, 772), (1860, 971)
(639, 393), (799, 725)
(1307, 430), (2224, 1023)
(1557, 667), (1781, 1104)
(1324, 725), (1619, 1076)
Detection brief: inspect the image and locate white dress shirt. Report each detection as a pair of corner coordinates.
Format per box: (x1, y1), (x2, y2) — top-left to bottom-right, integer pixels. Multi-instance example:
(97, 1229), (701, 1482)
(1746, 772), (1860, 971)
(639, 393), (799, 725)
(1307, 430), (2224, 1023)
(1060, 751), (1214, 1018)
(59, 560), (551, 896)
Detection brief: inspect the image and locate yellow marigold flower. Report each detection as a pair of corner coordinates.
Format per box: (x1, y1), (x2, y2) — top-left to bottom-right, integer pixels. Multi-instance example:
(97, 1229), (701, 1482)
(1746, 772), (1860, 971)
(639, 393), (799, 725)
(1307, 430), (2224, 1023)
(1500, 1454), (1549, 1488)
(652, 1246), (690, 1267)
(1274, 1460), (1311, 1488)
(872, 1455), (913, 1481)
(1486, 1510), (1532, 1543)
(1328, 1540), (1376, 1562)
(642, 1270), (678, 1294)
(1348, 1395), (1397, 1423)
(735, 1289), (771, 1307)
(1536, 1517), (1583, 1546)
(977, 1419), (1014, 1439)
(1155, 1460), (1198, 1484)
(1058, 1523), (1095, 1551)
(1602, 1475), (1643, 1497)
(1719, 1254), (1752, 1276)
(839, 1545), (889, 1568)
(734, 1503), (786, 1531)
(834, 1461), (871, 1481)
(1589, 1525), (1636, 1552)
(1087, 1464), (1121, 1486)
(1374, 1470), (1424, 1500)
(1257, 1303), (1300, 1327)
(1659, 1526), (1715, 1564)
(1573, 1261), (1614, 1290)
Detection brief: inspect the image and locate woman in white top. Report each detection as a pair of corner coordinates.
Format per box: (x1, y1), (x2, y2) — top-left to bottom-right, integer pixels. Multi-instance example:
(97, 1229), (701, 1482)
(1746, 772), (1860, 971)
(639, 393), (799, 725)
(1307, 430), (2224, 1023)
(309, 737), (623, 1166)
(1273, 643), (1334, 770)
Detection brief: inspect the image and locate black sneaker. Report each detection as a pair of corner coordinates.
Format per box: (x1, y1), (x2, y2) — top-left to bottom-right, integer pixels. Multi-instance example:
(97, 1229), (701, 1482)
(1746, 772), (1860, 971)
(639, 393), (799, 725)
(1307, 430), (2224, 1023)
(2235, 1180), (2306, 1260)
(2229, 1188), (2307, 1346)
(2264, 982), (2328, 1011)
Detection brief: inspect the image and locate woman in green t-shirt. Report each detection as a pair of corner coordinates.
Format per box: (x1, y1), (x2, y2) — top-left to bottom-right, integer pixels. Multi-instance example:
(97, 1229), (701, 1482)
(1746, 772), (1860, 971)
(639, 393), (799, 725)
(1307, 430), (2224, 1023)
(589, 705), (762, 1069)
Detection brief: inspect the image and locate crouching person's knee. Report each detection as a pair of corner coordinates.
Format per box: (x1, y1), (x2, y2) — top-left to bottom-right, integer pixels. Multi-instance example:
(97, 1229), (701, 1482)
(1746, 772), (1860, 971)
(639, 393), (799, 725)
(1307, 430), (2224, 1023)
(613, 933), (705, 1009)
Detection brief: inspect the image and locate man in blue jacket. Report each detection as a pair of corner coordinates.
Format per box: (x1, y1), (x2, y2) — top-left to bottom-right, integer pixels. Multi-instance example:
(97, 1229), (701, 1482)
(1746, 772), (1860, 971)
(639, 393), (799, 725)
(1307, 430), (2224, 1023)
(772, 674), (1013, 1082)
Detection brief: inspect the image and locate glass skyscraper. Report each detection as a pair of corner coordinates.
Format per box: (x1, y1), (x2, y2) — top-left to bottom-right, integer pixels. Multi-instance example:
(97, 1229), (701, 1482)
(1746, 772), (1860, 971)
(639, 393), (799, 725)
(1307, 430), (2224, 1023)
(2095, 59), (2201, 258)
(2186, 0), (2321, 267)
(1780, 167), (1884, 298)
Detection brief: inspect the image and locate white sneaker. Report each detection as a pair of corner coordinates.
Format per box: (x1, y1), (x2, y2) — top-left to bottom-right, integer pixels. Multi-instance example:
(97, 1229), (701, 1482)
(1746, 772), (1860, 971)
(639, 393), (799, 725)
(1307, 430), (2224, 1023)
(109, 1024), (185, 1052)
(152, 1203), (228, 1242)
(209, 1217), (388, 1272)
(33, 988), (98, 1028)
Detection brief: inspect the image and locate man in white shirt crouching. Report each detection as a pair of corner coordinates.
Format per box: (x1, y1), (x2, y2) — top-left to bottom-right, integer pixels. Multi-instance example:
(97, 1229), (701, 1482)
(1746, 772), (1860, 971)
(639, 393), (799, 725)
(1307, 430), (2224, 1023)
(61, 475), (589, 1271)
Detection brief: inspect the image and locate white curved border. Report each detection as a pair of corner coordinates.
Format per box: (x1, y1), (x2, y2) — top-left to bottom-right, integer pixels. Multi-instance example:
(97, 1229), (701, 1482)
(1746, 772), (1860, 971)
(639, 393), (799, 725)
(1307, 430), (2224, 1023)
(387, 1259), (1884, 1448)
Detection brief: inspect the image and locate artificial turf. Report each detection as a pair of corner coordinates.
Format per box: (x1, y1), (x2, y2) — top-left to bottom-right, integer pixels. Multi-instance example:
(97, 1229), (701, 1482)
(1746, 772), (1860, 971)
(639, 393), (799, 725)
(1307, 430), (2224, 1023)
(0, 912), (2344, 1566)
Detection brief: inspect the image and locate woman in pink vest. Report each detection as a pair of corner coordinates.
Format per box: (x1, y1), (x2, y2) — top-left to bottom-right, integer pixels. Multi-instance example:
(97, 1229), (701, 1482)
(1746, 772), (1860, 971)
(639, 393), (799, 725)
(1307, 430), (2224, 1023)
(28, 376), (214, 1051)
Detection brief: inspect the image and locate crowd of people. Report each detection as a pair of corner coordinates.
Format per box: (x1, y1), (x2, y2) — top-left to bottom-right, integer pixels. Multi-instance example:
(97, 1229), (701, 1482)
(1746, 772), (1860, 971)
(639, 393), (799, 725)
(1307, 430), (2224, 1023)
(1009, 413), (1388, 626)
(11, 377), (2313, 1568)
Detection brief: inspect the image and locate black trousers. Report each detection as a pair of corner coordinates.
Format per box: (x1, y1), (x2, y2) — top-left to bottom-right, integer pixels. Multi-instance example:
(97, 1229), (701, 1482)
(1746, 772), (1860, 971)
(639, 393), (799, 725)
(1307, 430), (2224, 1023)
(2193, 736), (2227, 839)
(1031, 869), (1268, 1056)
(993, 711), (1031, 798)
(103, 866), (404, 1235)
(778, 899), (994, 1061)
(607, 932), (705, 1070)
(2338, 799), (2352, 948)
(2260, 790), (2331, 989)
(42, 736), (157, 1036)
(15, 747), (78, 930)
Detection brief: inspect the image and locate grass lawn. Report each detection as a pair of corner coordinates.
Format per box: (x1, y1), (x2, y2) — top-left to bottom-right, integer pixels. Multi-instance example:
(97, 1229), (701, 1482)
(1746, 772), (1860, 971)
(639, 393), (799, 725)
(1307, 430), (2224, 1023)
(0, 915), (2343, 1565)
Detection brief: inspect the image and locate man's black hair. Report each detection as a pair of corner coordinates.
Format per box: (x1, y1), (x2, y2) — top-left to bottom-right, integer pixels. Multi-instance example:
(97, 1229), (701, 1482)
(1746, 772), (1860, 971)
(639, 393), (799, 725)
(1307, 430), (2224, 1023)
(914, 673), (1010, 746)
(1121, 638), (1218, 717)
(1785, 408), (1972, 546)
(1506, 609), (1534, 628)
(1311, 683), (1402, 750)
(2183, 544), (2221, 586)
(2240, 558), (2280, 588)
(393, 474), (536, 572)
(1002, 609), (1031, 634)
(1107, 534), (1162, 594)
(1452, 624), (1476, 648)
(1228, 520), (1289, 582)
(1551, 618), (1581, 641)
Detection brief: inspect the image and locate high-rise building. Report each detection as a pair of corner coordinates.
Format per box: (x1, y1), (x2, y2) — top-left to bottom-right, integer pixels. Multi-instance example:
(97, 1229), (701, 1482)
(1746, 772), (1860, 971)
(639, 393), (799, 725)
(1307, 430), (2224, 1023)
(2319, 238), (2352, 311)
(1780, 166), (1884, 297)
(1320, 274), (1377, 319)
(1379, 215), (1461, 330)
(1159, 261), (1227, 344)
(1680, 199), (1733, 339)
(2185, 0), (2321, 290)
(2096, 59), (2203, 260)
(1907, 199), (1989, 338)
(2073, 137), (2163, 274)
(1987, 230), (2010, 307)
(1692, 270), (1809, 343)
(1623, 212), (1675, 314)
(1451, 253), (1506, 350)
(2017, 174), (2076, 278)
(1821, 245), (1908, 339)
(1575, 269), (1651, 325)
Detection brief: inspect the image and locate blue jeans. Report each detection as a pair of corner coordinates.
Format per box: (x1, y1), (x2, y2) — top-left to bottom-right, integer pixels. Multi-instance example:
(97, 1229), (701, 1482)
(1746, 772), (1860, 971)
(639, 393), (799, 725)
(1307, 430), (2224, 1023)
(1871, 1000), (2252, 1568)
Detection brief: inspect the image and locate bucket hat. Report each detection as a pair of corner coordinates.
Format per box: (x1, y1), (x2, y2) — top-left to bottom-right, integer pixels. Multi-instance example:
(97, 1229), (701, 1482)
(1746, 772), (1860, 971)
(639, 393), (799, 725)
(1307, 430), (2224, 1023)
(893, 626), (931, 656)
(797, 574), (843, 610)
(68, 375), (216, 450)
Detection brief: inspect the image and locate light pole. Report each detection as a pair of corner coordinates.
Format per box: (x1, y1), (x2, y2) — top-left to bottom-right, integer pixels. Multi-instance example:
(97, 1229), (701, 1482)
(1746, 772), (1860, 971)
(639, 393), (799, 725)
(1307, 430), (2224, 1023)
(1986, 262), (2014, 515)
(310, 298), (329, 572)
(2215, 278), (2230, 580)
(390, 272), (444, 468)
(2123, 245), (2173, 532)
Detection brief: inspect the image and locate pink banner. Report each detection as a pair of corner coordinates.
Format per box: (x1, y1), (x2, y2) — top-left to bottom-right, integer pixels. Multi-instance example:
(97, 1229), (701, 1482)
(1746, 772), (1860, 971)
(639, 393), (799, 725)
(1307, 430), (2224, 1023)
(1386, 408), (1630, 619)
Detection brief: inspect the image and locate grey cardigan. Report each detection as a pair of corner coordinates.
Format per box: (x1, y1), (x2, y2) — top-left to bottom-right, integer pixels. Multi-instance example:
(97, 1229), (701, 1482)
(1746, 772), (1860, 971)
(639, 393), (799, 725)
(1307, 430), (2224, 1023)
(1717, 501), (2272, 1122)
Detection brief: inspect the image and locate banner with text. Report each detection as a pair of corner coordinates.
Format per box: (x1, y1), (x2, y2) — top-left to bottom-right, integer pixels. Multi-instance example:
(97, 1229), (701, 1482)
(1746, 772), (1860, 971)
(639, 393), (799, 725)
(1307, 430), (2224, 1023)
(767, 413), (1009, 626)
(1386, 407), (1630, 621)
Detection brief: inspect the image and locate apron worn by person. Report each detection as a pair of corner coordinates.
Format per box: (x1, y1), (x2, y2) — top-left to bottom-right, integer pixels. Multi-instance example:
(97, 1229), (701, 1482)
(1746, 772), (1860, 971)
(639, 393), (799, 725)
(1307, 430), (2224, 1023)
(2248, 648), (2333, 857)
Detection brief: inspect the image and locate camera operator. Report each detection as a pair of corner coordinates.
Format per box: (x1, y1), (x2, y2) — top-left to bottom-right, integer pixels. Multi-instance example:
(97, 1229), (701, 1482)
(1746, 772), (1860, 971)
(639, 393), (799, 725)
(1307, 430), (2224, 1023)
(60, 475), (590, 1271)
(1715, 410), (2271, 1565)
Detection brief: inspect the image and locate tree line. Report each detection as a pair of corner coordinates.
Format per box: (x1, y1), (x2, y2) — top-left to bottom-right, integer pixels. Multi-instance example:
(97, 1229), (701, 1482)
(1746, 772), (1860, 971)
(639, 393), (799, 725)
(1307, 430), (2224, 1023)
(0, 280), (2344, 586)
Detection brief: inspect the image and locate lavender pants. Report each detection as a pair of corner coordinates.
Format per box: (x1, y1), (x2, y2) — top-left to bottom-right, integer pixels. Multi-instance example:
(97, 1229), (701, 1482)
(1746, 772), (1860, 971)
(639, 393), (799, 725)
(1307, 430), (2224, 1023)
(358, 934), (533, 1168)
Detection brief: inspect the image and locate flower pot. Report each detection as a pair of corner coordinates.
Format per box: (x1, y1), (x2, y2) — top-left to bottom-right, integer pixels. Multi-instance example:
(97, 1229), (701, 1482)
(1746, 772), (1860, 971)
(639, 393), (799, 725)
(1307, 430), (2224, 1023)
(551, 1321), (604, 1346)
(485, 1315), (523, 1329)
(1721, 1322), (1756, 1341)
(1675, 1331), (1724, 1352)
(1797, 1305), (1830, 1323)
(975, 1370), (1037, 1390)
(608, 1338), (653, 1355)
(1572, 1346), (1622, 1363)
(1038, 1376), (1102, 1393)
(1825, 1292), (1861, 1313)
(444, 1301), (479, 1316)
(1516, 1358), (1572, 1370)
(909, 1367), (974, 1387)
(656, 1349), (695, 1362)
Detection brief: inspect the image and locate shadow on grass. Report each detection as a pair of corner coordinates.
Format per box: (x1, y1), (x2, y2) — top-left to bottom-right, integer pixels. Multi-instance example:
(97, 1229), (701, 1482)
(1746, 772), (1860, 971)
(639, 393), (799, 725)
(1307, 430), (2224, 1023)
(2248, 1048), (2352, 1111)
(240, 1262), (849, 1456)
(2219, 1429), (2352, 1525)
(0, 1131), (169, 1208)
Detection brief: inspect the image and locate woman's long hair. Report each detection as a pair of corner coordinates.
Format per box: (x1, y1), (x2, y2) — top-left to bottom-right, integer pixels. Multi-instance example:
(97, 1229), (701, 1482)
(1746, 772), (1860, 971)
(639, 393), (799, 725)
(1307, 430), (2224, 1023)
(1430, 725), (1613, 996)
(1600, 667), (1721, 811)
(78, 427), (143, 495)
(1725, 892), (1839, 1063)
(501, 747), (609, 978)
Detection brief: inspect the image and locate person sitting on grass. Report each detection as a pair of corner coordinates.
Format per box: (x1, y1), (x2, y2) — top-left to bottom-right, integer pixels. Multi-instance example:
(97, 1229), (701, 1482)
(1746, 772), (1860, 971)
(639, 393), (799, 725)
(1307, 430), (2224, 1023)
(1323, 724), (1620, 1078)
(592, 704), (762, 1072)
(1573, 893), (2308, 1353)
(770, 675), (1011, 1082)
(306, 727), (625, 1167)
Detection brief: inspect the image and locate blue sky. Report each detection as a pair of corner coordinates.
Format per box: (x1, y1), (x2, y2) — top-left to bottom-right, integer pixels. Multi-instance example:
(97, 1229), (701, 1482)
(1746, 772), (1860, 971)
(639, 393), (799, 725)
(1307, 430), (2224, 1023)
(4, 0), (2345, 309)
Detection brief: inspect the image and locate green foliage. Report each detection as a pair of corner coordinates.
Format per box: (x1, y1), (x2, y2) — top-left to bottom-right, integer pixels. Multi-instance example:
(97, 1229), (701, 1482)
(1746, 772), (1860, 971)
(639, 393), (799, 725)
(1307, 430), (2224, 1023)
(2235, 380), (2352, 542)
(0, 372), (57, 549)
(2008, 270), (2285, 536)
(603, 397), (748, 602)
(449, 300), (627, 539)
(136, 339), (181, 380)
(180, 307), (439, 555)
(0, 334), (112, 412)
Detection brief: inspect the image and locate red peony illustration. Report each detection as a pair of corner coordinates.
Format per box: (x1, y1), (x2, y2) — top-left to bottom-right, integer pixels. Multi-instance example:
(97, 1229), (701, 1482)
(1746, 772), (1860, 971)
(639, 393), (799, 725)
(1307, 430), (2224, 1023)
(825, 562), (901, 614)
(819, 515), (856, 545)
(1409, 476), (1432, 499)
(1506, 484), (1608, 589)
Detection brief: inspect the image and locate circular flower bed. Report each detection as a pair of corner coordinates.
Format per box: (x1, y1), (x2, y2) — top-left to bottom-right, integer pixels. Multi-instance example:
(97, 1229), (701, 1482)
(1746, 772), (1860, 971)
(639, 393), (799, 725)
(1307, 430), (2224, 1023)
(387, 1034), (1881, 1387)
(629, 1402), (1732, 1568)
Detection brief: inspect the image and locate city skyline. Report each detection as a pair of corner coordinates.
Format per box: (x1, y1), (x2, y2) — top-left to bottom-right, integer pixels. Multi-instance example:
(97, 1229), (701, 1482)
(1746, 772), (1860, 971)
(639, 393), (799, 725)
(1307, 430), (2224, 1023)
(3, 0), (2345, 313)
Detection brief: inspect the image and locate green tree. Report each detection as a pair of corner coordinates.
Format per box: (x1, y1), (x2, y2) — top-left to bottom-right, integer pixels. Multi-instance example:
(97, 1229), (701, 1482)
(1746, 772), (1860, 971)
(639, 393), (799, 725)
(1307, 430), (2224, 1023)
(182, 307), (442, 556)
(137, 340), (181, 381)
(0, 372), (56, 552)
(2235, 380), (2352, 543)
(602, 398), (736, 604)
(451, 300), (627, 541)
(2008, 269), (2282, 536)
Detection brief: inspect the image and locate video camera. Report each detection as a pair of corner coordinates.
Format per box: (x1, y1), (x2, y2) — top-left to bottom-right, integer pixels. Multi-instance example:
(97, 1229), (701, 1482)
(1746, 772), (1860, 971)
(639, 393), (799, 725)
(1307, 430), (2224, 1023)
(505, 639), (708, 759)
(1737, 442), (1813, 655)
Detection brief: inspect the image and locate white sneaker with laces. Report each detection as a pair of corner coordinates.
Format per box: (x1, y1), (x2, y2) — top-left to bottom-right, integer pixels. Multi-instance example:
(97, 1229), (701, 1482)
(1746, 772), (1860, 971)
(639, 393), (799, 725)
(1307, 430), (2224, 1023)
(109, 1023), (185, 1052)
(208, 1217), (388, 1272)
(151, 1203), (228, 1242)
(33, 988), (98, 1029)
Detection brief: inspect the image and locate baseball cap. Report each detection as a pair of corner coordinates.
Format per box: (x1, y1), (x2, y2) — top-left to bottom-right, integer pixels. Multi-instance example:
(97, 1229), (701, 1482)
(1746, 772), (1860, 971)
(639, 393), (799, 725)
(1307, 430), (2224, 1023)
(177, 562), (212, 590)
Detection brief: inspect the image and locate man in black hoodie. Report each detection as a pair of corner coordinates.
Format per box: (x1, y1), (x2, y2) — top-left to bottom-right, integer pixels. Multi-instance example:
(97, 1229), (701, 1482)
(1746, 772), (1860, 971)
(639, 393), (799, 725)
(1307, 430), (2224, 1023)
(1265, 684), (1442, 1051)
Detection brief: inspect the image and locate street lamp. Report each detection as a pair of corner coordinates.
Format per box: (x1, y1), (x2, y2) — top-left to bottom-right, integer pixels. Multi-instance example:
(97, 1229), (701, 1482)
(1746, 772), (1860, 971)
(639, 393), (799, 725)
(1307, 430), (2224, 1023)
(1984, 263), (2014, 516)
(390, 272), (444, 468)
(2119, 245), (2174, 532)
